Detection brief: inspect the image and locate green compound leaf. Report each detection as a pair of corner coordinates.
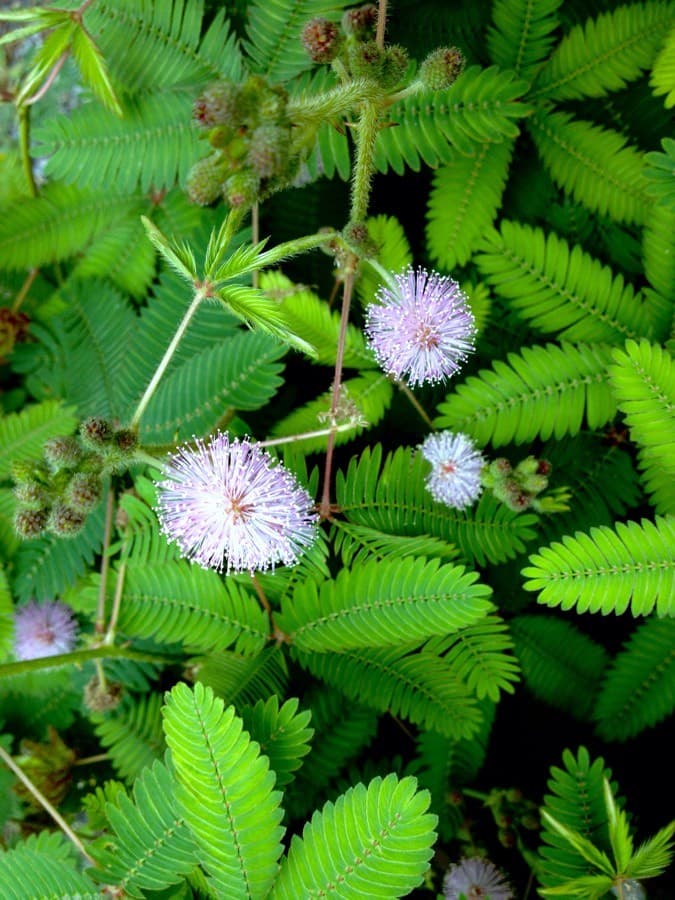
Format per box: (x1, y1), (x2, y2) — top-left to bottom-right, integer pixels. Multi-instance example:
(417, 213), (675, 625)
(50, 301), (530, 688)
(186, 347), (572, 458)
(92, 692), (165, 783)
(271, 774), (437, 899)
(240, 695), (313, 789)
(522, 516), (675, 616)
(0, 399), (77, 481)
(163, 682), (284, 899)
(594, 616), (675, 741)
(0, 832), (95, 898)
(643, 137), (675, 208)
(651, 28), (675, 109)
(90, 760), (198, 897)
(434, 342), (616, 447)
(487, 0), (563, 82)
(278, 556), (493, 652)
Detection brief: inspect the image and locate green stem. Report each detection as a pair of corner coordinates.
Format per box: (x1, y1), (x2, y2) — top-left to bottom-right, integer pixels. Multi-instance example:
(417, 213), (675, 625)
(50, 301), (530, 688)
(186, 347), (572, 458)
(260, 420), (364, 449)
(129, 289), (204, 428)
(103, 560), (127, 645)
(0, 644), (175, 678)
(0, 744), (95, 865)
(95, 487), (115, 634)
(287, 79), (379, 127)
(349, 101), (381, 226)
(17, 106), (37, 197)
(376, 0), (388, 48)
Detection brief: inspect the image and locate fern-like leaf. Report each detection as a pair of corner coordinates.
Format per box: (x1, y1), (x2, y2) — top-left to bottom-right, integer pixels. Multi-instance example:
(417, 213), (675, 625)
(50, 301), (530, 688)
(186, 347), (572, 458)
(487, 0), (563, 82)
(240, 696), (313, 788)
(294, 644), (482, 739)
(331, 519), (459, 567)
(0, 399), (77, 480)
(272, 774), (436, 899)
(593, 616), (675, 740)
(91, 759), (198, 898)
(522, 516), (675, 616)
(117, 561), (269, 655)
(609, 339), (675, 513)
(424, 616), (520, 702)
(86, 0), (243, 91)
(532, 2), (675, 100)
(475, 220), (653, 342)
(642, 204), (675, 301)
(0, 183), (141, 269)
(528, 111), (650, 225)
(538, 747), (614, 894)
(651, 24), (675, 107)
(434, 341), (616, 446)
(278, 556), (492, 652)
(92, 692), (165, 782)
(0, 832), (95, 898)
(510, 614), (609, 719)
(427, 139), (514, 270)
(189, 646), (289, 708)
(643, 136), (675, 208)
(374, 66), (531, 172)
(163, 681), (284, 899)
(354, 215), (413, 307)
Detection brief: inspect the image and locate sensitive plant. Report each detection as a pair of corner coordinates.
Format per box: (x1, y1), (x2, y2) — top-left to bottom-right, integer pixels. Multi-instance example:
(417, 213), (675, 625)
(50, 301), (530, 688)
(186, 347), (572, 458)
(0, 0), (673, 897)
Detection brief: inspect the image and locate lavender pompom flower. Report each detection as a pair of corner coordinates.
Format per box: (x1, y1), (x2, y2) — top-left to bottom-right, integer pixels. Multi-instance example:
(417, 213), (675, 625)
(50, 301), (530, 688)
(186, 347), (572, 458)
(156, 433), (318, 574)
(443, 857), (513, 900)
(14, 600), (78, 661)
(421, 431), (485, 509)
(364, 267), (475, 387)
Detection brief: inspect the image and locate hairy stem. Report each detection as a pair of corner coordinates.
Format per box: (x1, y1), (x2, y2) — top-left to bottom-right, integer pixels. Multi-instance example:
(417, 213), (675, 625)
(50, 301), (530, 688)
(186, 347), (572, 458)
(0, 645), (177, 678)
(95, 487), (115, 634)
(12, 268), (38, 312)
(376, 0), (388, 48)
(103, 560), (127, 645)
(348, 101), (381, 226)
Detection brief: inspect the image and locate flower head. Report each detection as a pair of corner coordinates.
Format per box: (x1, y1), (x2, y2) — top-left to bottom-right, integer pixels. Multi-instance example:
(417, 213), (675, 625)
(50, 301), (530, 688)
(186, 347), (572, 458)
(156, 434), (318, 574)
(421, 431), (484, 509)
(365, 267), (475, 387)
(14, 600), (78, 661)
(443, 857), (513, 900)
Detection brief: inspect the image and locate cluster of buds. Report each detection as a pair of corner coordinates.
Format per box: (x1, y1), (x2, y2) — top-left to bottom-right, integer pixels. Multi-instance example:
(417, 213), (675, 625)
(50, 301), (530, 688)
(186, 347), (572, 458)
(0, 307), (30, 362)
(484, 787), (540, 849)
(482, 455), (566, 513)
(302, 5), (410, 91)
(188, 75), (297, 209)
(13, 417), (138, 540)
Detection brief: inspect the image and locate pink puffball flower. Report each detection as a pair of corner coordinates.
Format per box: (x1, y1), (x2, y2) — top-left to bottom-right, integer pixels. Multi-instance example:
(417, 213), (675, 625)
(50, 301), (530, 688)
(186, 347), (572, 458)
(365, 267), (475, 387)
(421, 431), (485, 509)
(156, 433), (318, 574)
(13, 600), (78, 661)
(443, 857), (513, 900)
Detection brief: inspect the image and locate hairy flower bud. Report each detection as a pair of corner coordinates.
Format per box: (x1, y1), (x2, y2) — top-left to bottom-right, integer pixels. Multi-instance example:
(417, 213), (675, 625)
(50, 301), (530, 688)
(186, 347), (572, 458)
(14, 481), (49, 509)
(48, 501), (86, 537)
(419, 46), (465, 90)
(342, 4), (378, 39)
(348, 40), (385, 79)
(193, 81), (241, 127)
(381, 44), (409, 89)
(301, 17), (343, 64)
(247, 125), (290, 179)
(224, 172), (260, 209)
(66, 473), (102, 512)
(44, 436), (82, 471)
(14, 507), (49, 539)
(84, 675), (123, 712)
(80, 417), (113, 449)
(113, 428), (138, 454)
(186, 154), (228, 206)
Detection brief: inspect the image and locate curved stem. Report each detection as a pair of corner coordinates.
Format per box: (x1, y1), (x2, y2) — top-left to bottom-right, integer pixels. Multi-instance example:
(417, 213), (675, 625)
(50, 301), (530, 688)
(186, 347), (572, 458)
(17, 106), (38, 197)
(12, 268), (38, 312)
(348, 101), (381, 226)
(396, 379), (434, 428)
(0, 645), (175, 678)
(0, 744), (95, 866)
(103, 560), (127, 645)
(95, 487), (115, 634)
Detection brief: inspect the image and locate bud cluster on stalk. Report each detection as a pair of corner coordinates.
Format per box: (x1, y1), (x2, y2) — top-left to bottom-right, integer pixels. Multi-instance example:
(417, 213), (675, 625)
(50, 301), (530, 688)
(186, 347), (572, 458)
(13, 417), (138, 540)
(482, 455), (568, 513)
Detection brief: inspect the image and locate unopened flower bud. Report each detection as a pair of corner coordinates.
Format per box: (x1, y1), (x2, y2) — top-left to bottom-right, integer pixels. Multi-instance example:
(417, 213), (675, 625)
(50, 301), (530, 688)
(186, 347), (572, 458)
(498, 827), (516, 848)
(349, 40), (384, 79)
(381, 44), (409, 89)
(186, 154), (228, 206)
(193, 81), (241, 127)
(537, 459), (551, 476)
(301, 17), (343, 64)
(224, 172), (260, 209)
(84, 675), (123, 713)
(113, 429), (138, 454)
(80, 417), (113, 449)
(505, 787), (523, 803)
(14, 507), (49, 538)
(342, 4), (378, 39)
(419, 46), (465, 90)
(0, 308), (30, 360)
(66, 473), (102, 512)
(48, 501), (86, 537)
(247, 125), (289, 178)
(520, 813), (539, 830)
(14, 482), (49, 509)
(342, 222), (377, 256)
(44, 436), (82, 471)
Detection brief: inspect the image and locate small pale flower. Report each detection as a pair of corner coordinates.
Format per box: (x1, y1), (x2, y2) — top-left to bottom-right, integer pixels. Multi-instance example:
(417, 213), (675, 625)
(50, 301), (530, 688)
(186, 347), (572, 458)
(14, 600), (78, 661)
(365, 267), (475, 387)
(443, 857), (513, 900)
(156, 433), (318, 574)
(421, 431), (484, 509)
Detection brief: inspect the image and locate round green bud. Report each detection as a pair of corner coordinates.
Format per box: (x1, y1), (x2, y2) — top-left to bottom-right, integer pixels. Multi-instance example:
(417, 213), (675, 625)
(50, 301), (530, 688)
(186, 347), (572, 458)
(14, 507), (49, 539)
(84, 675), (123, 713)
(14, 482), (49, 509)
(348, 40), (384, 79)
(342, 4), (378, 39)
(301, 17), (343, 64)
(44, 436), (82, 471)
(48, 501), (87, 538)
(224, 172), (260, 209)
(342, 222), (377, 257)
(80, 417), (113, 450)
(193, 81), (241, 127)
(247, 125), (289, 179)
(113, 429), (138, 454)
(186, 154), (228, 206)
(66, 473), (103, 513)
(419, 46), (465, 90)
(381, 44), (409, 89)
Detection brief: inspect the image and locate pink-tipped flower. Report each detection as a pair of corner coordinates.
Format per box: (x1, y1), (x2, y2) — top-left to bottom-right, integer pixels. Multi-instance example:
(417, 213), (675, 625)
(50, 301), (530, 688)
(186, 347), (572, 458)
(421, 431), (484, 509)
(443, 857), (513, 900)
(156, 434), (318, 574)
(14, 600), (78, 661)
(364, 267), (475, 387)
